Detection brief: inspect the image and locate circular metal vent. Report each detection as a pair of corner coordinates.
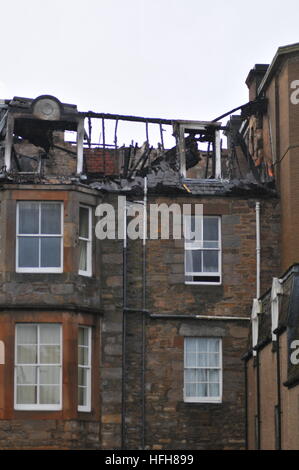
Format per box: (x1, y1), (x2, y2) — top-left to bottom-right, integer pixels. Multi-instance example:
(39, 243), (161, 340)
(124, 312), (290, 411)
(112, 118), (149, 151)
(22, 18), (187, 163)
(32, 95), (61, 121)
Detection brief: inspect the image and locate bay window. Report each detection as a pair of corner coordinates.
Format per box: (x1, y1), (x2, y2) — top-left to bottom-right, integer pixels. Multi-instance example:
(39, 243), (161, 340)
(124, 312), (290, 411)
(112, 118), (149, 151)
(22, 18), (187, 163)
(14, 323), (62, 410)
(16, 201), (63, 273)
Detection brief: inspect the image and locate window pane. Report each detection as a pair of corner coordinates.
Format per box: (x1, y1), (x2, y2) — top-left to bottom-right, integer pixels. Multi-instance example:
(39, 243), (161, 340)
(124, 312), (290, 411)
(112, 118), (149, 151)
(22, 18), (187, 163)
(196, 369), (208, 382)
(203, 217), (219, 241)
(18, 202), (39, 234)
(209, 383), (220, 397)
(79, 207), (89, 238)
(40, 237), (61, 268)
(203, 250), (218, 273)
(78, 367), (88, 387)
(40, 385), (60, 405)
(197, 338), (208, 352)
(17, 325), (37, 345)
(197, 383), (208, 397)
(79, 240), (87, 271)
(185, 337), (197, 353)
(209, 369), (220, 383)
(16, 366), (36, 385)
(17, 345), (37, 364)
(185, 250), (202, 274)
(185, 382), (197, 397)
(78, 346), (89, 366)
(78, 327), (89, 347)
(192, 250), (202, 272)
(185, 368), (197, 382)
(39, 366), (60, 385)
(18, 237), (39, 268)
(40, 324), (60, 345)
(41, 203), (61, 234)
(78, 386), (87, 406)
(17, 385), (37, 404)
(185, 352), (197, 368)
(197, 353), (208, 367)
(208, 353), (220, 367)
(40, 345), (60, 364)
(208, 339), (220, 353)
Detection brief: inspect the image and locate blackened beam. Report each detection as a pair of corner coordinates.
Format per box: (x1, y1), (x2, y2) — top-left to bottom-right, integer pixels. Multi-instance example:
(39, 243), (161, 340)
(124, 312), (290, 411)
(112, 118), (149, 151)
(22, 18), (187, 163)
(212, 97), (267, 123)
(80, 111), (174, 125)
(79, 112), (225, 130)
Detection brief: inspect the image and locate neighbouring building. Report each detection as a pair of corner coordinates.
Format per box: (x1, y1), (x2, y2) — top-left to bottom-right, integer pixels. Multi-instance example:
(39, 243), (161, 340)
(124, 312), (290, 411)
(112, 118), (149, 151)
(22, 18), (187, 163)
(244, 43), (299, 450)
(2, 42), (299, 450)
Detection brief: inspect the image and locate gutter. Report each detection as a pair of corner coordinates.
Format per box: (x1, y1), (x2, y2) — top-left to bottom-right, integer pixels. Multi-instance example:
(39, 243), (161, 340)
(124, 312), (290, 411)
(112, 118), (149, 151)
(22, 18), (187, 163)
(256, 202), (261, 299)
(141, 176), (147, 450)
(244, 359), (248, 450)
(275, 336), (282, 450)
(256, 351), (261, 449)
(121, 200), (127, 449)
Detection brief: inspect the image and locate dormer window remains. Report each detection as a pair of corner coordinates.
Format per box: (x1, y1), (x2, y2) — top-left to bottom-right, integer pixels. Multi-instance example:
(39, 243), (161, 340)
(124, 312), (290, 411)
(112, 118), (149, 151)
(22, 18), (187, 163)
(173, 120), (222, 180)
(0, 95), (84, 175)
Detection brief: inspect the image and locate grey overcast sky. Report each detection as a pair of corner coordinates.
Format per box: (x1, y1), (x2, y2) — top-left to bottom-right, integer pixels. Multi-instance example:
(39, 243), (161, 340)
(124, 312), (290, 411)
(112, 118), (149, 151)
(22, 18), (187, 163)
(1, 0), (299, 131)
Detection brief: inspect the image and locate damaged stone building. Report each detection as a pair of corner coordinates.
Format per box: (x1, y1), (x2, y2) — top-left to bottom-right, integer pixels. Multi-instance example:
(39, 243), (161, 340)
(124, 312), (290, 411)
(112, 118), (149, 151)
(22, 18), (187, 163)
(0, 42), (298, 450)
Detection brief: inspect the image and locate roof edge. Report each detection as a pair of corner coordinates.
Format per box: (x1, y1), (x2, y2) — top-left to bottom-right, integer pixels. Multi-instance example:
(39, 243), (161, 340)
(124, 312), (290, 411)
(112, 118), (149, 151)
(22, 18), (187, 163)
(258, 42), (299, 95)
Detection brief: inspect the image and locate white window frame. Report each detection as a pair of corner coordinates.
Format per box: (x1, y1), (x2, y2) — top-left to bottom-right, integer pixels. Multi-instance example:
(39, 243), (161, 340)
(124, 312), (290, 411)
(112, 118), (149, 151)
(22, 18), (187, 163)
(174, 121), (222, 179)
(78, 205), (92, 277)
(184, 337), (223, 403)
(271, 278), (283, 341)
(78, 326), (92, 412)
(14, 323), (62, 411)
(184, 215), (222, 285)
(16, 201), (64, 273)
(251, 298), (262, 356)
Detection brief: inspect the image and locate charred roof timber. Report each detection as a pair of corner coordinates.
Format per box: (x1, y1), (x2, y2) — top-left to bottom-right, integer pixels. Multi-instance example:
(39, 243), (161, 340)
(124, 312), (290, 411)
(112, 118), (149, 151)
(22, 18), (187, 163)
(0, 94), (276, 196)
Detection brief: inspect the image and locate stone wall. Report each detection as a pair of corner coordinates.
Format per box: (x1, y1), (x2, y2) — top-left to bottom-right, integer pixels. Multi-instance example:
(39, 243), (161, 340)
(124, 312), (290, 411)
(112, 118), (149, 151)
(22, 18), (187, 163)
(0, 419), (100, 449)
(99, 193), (280, 449)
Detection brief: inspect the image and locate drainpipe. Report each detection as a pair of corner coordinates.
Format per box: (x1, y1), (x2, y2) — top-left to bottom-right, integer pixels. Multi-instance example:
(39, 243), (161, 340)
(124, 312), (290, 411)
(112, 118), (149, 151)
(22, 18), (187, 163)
(121, 201), (127, 449)
(276, 333), (282, 449)
(244, 359), (248, 450)
(255, 202), (261, 449)
(256, 202), (261, 299)
(256, 350), (261, 449)
(141, 176), (147, 449)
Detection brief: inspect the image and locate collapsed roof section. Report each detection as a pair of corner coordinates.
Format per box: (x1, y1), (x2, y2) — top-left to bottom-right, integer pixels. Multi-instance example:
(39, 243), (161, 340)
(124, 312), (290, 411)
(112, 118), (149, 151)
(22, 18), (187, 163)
(0, 94), (275, 196)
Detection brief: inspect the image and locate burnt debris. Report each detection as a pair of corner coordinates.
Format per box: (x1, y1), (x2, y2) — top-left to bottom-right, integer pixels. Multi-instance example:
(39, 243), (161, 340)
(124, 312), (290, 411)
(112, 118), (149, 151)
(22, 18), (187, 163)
(0, 94), (275, 196)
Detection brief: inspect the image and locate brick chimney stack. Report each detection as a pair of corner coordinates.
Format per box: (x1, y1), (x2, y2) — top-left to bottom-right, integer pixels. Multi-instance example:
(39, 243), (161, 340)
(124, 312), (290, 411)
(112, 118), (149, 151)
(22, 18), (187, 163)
(245, 64), (269, 101)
